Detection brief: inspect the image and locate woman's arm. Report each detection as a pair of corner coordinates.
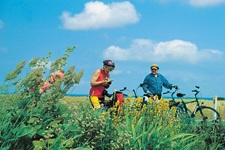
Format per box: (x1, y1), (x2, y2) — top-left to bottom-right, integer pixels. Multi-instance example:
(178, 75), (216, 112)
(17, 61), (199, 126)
(90, 69), (104, 86)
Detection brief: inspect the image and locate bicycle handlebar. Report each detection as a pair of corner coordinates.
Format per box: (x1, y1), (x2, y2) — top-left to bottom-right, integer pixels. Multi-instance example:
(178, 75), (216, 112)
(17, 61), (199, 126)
(163, 88), (179, 100)
(128, 83), (145, 98)
(119, 87), (127, 92)
(191, 86), (200, 96)
(102, 87), (128, 98)
(162, 91), (170, 94)
(140, 83), (144, 87)
(192, 89), (199, 93)
(191, 86), (201, 106)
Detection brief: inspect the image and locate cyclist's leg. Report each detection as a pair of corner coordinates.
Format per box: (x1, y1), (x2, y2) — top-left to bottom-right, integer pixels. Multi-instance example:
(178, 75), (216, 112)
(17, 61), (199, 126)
(89, 96), (101, 109)
(194, 106), (221, 123)
(101, 98), (113, 110)
(141, 97), (148, 109)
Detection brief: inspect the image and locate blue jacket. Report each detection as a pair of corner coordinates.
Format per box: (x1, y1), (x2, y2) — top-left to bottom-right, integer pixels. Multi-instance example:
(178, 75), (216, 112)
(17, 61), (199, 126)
(142, 73), (173, 95)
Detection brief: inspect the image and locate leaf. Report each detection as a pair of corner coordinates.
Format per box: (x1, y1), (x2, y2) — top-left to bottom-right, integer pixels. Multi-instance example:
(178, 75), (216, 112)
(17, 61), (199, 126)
(47, 120), (61, 128)
(16, 124), (42, 138)
(36, 129), (46, 136)
(46, 138), (55, 144)
(33, 140), (46, 150)
(27, 117), (36, 124)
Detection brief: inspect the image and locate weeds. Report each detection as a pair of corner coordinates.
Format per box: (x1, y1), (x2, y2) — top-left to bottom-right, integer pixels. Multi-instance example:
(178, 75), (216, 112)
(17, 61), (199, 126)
(0, 46), (84, 149)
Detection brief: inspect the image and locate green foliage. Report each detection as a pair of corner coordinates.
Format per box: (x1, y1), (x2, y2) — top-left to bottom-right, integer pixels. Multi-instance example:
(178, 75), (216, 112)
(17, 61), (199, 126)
(50, 46), (74, 73)
(0, 46), (84, 149)
(2, 60), (26, 93)
(4, 60), (26, 82)
(218, 97), (225, 100)
(28, 52), (51, 69)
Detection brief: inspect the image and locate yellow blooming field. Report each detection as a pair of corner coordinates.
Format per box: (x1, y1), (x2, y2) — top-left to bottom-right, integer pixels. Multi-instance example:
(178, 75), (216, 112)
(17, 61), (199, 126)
(62, 96), (225, 120)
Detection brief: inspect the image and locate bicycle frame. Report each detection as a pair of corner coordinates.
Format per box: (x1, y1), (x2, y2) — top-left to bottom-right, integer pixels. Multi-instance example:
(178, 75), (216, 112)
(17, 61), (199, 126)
(180, 86), (204, 117)
(189, 87), (209, 118)
(163, 88), (184, 110)
(177, 95), (195, 117)
(102, 87), (127, 111)
(130, 83), (149, 110)
(177, 86), (221, 122)
(132, 83), (165, 110)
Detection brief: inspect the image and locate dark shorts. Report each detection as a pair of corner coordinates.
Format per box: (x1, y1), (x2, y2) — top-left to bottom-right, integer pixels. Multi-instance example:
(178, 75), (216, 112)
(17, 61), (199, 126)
(98, 97), (105, 104)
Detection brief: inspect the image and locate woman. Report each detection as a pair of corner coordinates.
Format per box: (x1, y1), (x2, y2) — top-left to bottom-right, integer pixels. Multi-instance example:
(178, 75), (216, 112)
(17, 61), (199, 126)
(89, 60), (115, 108)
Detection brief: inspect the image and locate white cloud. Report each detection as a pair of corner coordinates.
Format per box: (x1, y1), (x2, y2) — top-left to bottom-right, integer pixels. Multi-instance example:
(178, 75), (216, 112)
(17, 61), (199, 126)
(188, 0), (225, 7)
(103, 39), (224, 63)
(157, 0), (225, 7)
(60, 1), (139, 30)
(0, 20), (4, 29)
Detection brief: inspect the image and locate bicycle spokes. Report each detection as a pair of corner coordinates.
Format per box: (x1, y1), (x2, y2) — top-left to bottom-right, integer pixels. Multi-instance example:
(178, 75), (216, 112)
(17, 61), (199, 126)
(194, 106), (221, 123)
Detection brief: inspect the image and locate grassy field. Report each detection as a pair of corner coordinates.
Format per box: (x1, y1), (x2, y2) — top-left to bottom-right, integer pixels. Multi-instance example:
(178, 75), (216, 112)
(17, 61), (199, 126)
(183, 99), (225, 120)
(62, 96), (225, 120)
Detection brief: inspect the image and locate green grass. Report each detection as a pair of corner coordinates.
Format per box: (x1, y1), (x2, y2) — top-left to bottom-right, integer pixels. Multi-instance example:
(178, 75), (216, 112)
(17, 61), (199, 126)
(1, 94), (225, 149)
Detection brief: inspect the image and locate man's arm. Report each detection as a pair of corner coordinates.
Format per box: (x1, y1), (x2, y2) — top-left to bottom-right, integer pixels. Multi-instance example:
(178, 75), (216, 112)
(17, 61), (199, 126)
(161, 75), (173, 89)
(142, 76), (150, 94)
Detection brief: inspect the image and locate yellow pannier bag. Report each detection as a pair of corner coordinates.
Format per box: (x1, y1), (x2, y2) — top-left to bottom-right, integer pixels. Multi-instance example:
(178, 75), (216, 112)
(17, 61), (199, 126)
(89, 96), (101, 108)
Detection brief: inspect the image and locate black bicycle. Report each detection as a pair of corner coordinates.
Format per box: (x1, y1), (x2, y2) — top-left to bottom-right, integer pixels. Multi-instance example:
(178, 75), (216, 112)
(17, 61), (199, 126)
(131, 83), (163, 111)
(163, 88), (192, 121)
(102, 87), (127, 112)
(130, 83), (151, 110)
(167, 86), (221, 123)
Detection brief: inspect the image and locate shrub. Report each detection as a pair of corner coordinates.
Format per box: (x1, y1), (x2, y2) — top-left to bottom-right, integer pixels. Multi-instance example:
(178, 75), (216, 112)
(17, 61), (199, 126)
(0, 46), (84, 149)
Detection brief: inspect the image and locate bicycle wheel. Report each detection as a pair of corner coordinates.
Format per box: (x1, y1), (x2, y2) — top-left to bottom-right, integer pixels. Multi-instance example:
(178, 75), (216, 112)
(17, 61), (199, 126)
(194, 106), (221, 123)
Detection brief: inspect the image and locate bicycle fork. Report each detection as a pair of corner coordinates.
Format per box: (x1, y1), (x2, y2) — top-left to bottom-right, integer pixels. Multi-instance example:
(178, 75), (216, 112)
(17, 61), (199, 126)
(192, 106), (208, 120)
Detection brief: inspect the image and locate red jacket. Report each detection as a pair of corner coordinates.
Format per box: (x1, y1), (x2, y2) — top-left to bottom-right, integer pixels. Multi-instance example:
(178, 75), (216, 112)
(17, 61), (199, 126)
(89, 69), (109, 98)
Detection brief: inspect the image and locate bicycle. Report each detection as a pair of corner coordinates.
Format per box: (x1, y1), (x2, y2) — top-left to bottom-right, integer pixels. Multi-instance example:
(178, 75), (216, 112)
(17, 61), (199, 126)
(168, 86), (221, 123)
(131, 83), (163, 111)
(163, 88), (192, 121)
(129, 83), (149, 111)
(163, 88), (180, 108)
(98, 85), (148, 113)
(101, 87), (128, 113)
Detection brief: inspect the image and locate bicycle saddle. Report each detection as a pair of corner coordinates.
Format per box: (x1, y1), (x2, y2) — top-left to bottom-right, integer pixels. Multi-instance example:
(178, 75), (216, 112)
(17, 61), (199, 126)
(177, 93), (185, 98)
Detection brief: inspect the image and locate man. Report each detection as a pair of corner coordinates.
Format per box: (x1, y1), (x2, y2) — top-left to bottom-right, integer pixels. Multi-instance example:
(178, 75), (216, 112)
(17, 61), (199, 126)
(89, 60), (115, 109)
(142, 64), (178, 100)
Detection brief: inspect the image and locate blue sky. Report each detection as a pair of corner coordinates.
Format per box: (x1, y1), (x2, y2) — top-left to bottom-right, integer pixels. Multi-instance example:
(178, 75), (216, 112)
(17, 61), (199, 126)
(1, 0), (225, 98)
